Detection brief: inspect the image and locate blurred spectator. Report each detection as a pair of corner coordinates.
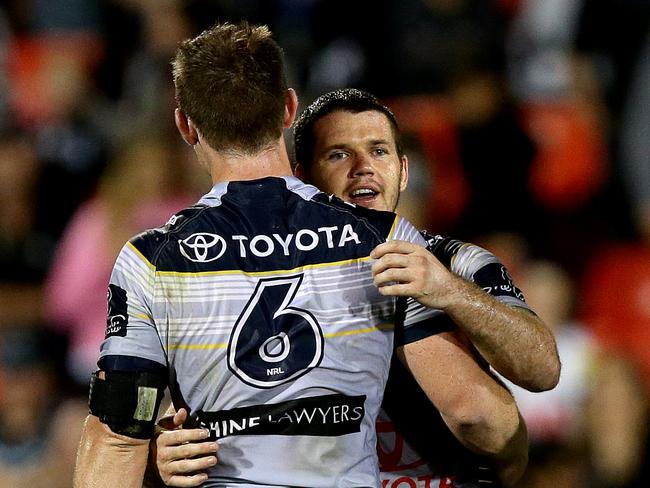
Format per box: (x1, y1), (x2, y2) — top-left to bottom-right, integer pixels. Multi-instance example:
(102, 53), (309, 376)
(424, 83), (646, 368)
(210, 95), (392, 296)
(506, 260), (647, 488)
(507, 0), (584, 102)
(111, 0), (192, 140)
(3, 0), (110, 236)
(0, 129), (44, 283)
(44, 134), (204, 386)
(587, 352), (648, 488)
(394, 132), (436, 231)
(505, 0), (611, 274)
(579, 19), (650, 469)
(6, 32), (108, 254)
(385, 95), (468, 234)
(365, 0), (509, 97)
(572, 0), (650, 246)
(0, 325), (86, 488)
(583, 207), (650, 401)
(580, 195), (650, 487)
(574, 0), (649, 132)
(506, 260), (594, 487)
(474, 230), (531, 281)
(0, 128), (46, 324)
(448, 69), (541, 241)
(619, 30), (650, 242)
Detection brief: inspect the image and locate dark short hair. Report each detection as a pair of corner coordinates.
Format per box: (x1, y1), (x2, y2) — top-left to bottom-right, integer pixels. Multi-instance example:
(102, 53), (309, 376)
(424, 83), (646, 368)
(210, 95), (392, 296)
(172, 22), (287, 153)
(293, 88), (403, 169)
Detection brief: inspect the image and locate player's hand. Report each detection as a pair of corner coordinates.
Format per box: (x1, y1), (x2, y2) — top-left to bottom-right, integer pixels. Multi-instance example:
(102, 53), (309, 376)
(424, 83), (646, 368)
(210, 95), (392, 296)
(371, 240), (460, 310)
(154, 408), (219, 487)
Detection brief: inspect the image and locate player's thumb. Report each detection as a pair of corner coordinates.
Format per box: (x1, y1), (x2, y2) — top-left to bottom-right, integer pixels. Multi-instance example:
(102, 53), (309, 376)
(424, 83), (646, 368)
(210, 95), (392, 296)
(173, 408), (189, 428)
(157, 408), (188, 431)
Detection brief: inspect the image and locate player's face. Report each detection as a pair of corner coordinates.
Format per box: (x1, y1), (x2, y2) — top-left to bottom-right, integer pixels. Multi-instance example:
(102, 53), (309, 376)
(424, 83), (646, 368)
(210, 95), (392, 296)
(308, 110), (408, 212)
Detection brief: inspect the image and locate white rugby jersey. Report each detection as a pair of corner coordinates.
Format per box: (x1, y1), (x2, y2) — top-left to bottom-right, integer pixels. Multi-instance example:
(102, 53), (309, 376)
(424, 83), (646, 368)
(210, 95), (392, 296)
(99, 176), (448, 488)
(378, 234), (532, 488)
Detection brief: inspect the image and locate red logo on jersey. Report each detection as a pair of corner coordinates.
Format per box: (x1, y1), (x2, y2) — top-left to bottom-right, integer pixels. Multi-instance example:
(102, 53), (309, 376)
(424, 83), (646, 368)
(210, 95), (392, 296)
(376, 420), (426, 472)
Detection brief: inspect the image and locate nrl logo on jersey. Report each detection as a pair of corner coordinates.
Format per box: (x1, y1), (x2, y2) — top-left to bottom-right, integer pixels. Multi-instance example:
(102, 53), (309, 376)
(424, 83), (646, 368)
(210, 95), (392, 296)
(179, 225), (361, 262)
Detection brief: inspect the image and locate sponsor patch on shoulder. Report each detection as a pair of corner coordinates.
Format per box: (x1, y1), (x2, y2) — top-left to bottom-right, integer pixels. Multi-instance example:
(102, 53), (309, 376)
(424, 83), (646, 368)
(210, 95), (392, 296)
(106, 284), (128, 338)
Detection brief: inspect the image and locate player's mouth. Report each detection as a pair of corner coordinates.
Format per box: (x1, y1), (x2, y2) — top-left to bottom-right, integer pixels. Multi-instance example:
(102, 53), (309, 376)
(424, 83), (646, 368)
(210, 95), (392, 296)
(347, 185), (381, 206)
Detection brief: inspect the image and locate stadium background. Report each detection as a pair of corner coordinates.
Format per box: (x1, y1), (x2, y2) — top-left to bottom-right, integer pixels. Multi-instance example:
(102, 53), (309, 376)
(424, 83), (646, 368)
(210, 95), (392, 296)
(0, 1), (648, 486)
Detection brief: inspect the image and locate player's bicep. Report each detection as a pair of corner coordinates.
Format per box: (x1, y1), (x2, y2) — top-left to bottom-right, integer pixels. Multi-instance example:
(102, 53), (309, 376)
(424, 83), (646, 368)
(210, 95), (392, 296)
(102, 283), (165, 364)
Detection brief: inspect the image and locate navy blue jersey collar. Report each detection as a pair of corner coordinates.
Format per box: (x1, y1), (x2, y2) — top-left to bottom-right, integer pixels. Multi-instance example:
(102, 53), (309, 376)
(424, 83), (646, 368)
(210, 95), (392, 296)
(198, 176), (320, 207)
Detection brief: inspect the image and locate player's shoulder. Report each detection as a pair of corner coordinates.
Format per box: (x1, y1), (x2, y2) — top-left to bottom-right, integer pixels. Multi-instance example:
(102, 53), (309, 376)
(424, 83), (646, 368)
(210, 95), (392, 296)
(418, 231), (502, 270)
(419, 231), (467, 267)
(127, 204), (208, 264)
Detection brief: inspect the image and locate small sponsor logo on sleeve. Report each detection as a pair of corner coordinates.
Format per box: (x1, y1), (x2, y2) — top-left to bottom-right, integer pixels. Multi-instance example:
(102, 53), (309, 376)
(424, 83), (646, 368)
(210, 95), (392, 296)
(106, 284), (128, 338)
(475, 263), (526, 301)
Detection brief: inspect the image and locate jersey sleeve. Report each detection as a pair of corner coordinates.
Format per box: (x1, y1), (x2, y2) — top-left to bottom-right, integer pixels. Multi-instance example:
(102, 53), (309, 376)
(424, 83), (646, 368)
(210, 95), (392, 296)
(390, 217), (456, 346)
(422, 233), (531, 311)
(98, 240), (167, 369)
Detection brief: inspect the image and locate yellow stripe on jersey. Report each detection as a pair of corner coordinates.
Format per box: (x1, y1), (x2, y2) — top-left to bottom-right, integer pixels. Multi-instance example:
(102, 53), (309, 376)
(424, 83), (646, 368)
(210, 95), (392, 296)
(323, 322), (394, 338)
(387, 215), (399, 241)
(167, 342), (229, 350)
(126, 241), (157, 271)
(156, 255), (373, 278)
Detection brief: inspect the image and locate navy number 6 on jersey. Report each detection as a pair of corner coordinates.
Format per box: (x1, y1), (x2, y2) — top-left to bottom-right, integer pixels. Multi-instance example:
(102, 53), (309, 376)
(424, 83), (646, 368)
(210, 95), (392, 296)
(227, 274), (324, 388)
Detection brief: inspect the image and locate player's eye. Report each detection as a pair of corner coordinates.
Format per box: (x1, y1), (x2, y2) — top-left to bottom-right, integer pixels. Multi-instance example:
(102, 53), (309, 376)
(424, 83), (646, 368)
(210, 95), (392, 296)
(372, 147), (389, 156)
(327, 151), (347, 161)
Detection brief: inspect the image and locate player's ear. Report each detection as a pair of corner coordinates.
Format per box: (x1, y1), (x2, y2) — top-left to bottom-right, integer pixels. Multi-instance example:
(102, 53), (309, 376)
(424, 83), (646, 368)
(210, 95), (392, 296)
(294, 162), (306, 180)
(284, 88), (298, 129)
(175, 108), (199, 146)
(399, 154), (409, 192)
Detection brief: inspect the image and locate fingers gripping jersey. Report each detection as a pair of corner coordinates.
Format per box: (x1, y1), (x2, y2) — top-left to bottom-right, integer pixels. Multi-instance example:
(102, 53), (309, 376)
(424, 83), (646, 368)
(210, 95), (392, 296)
(378, 232), (531, 488)
(100, 176), (444, 488)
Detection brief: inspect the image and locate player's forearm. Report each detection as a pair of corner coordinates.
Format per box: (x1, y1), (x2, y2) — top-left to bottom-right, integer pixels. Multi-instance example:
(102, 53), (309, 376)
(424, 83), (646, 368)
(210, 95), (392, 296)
(439, 376), (523, 459)
(442, 275), (560, 391)
(74, 415), (150, 488)
(440, 392), (527, 487)
(398, 333), (526, 463)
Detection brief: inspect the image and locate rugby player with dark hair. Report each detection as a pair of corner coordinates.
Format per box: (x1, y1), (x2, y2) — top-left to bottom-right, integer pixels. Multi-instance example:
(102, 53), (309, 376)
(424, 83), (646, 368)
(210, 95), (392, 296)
(151, 88), (552, 487)
(294, 89), (560, 393)
(294, 88), (559, 487)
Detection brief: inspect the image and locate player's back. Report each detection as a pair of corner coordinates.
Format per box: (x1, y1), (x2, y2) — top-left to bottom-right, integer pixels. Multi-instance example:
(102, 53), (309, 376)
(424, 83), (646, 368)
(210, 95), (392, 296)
(102, 176), (431, 487)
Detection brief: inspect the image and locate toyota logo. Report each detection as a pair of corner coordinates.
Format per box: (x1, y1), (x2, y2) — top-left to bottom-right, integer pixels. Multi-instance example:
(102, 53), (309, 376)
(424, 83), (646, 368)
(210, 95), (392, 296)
(179, 233), (227, 263)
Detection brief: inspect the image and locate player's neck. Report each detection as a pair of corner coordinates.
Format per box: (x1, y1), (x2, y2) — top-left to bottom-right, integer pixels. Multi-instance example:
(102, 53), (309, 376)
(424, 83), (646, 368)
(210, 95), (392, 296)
(200, 135), (293, 185)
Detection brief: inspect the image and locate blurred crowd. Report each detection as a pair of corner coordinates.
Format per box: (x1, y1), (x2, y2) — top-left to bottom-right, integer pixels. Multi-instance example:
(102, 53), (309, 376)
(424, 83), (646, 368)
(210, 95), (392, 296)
(0, 1), (647, 487)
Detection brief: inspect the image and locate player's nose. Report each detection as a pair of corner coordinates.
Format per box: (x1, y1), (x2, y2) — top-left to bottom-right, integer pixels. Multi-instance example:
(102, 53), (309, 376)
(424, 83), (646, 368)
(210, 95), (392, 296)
(349, 153), (375, 178)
